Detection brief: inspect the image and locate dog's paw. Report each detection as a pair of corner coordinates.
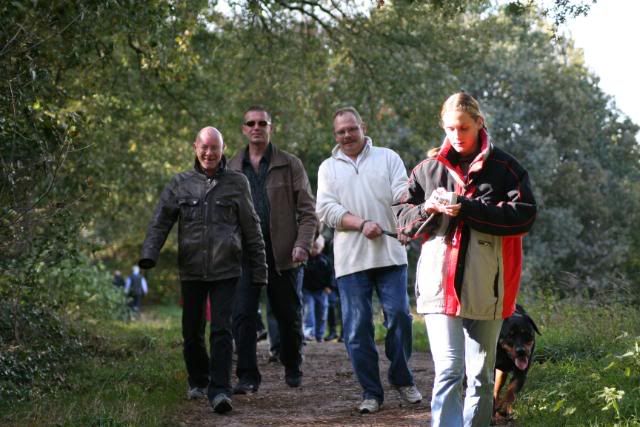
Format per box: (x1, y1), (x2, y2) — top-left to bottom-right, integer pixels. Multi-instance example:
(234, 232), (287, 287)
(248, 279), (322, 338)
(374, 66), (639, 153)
(491, 411), (514, 425)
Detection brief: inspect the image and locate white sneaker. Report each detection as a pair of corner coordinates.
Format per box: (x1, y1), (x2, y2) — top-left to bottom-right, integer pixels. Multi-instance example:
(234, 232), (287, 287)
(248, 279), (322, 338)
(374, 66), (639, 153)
(187, 386), (207, 400)
(358, 398), (380, 414)
(396, 385), (422, 404)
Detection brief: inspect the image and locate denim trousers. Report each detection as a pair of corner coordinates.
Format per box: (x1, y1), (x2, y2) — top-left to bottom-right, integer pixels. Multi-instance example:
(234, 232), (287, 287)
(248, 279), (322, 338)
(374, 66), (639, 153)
(302, 288), (328, 340)
(425, 314), (503, 427)
(232, 263), (303, 385)
(337, 264), (414, 403)
(181, 278), (237, 399)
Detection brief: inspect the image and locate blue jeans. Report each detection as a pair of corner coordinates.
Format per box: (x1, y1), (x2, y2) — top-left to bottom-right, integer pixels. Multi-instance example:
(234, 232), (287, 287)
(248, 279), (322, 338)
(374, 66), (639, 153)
(303, 289), (328, 341)
(337, 264), (414, 403)
(425, 314), (503, 427)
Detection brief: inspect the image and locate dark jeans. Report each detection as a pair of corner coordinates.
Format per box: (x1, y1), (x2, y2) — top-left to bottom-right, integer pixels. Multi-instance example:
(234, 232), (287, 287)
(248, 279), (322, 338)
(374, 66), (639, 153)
(181, 278), (237, 399)
(267, 267), (304, 355)
(233, 264), (303, 385)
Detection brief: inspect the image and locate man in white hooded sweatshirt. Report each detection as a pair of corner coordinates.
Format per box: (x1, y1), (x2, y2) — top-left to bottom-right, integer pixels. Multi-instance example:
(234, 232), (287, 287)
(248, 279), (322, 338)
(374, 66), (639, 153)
(316, 107), (421, 414)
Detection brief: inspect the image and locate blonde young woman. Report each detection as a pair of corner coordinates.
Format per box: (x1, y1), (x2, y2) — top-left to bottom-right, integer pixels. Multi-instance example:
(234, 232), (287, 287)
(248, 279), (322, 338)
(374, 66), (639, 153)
(393, 92), (537, 426)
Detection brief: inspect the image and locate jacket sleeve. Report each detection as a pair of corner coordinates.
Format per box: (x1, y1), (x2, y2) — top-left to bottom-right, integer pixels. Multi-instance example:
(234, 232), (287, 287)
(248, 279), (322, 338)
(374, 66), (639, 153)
(237, 175), (268, 284)
(389, 150), (409, 204)
(459, 161), (537, 236)
(316, 160), (349, 229)
(139, 178), (180, 268)
(392, 162), (447, 237)
(291, 156), (318, 253)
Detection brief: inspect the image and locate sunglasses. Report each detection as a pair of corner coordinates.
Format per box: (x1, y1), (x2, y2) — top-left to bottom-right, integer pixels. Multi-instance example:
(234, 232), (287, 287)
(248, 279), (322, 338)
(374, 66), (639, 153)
(244, 120), (270, 128)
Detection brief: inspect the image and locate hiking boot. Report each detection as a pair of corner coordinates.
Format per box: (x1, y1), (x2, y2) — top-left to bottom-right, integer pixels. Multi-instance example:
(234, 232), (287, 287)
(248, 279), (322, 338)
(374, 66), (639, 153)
(358, 398), (380, 414)
(187, 386), (207, 400)
(395, 384), (422, 404)
(232, 381), (258, 395)
(211, 394), (233, 414)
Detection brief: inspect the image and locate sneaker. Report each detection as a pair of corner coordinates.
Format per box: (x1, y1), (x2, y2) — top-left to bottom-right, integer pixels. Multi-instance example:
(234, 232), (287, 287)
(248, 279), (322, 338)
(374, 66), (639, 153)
(187, 386), (207, 400)
(396, 384), (422, 404)
(211, 394), (233, 414)
(358, 398), (380, 414)
(232, 381), (258, 395)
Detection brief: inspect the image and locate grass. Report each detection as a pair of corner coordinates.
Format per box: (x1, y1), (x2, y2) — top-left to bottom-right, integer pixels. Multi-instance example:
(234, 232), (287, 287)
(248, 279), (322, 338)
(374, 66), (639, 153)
(374, 296), (640, 426)
(3, 297), (639, 426)
(511, 298), (640, 426)
(0, 305), (186, 427)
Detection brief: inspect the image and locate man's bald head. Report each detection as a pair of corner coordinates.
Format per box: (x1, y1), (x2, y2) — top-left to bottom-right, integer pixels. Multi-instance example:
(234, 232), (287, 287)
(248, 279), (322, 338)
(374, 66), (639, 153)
(193, 126), (225, 176)
(196, 126), (224, 147)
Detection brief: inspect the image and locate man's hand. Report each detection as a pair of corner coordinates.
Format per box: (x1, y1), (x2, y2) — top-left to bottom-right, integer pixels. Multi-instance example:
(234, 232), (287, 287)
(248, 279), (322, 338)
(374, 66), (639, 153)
(292, 246), (309, 263)
(397, 232), (412, 246)
(361, 220), (383, 239)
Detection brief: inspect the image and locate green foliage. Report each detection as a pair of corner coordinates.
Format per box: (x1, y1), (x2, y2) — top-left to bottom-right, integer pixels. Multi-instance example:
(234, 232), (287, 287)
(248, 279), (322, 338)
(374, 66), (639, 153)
(0, 306), (185, 426)
(2, 0), (639, 413)
(510, 298), (640, 426)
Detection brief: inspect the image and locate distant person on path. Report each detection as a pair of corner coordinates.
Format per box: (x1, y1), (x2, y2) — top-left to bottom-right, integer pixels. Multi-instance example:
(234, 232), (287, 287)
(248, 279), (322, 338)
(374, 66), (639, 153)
(316, 106), (422, 414)
(302, 236), (333, 342)
(124, 265), (148, 313)
(139, 127), (267, 415)
(229, 106), (318, 392)
(393, 92), (537, 427)
(112, 270), (125, 288)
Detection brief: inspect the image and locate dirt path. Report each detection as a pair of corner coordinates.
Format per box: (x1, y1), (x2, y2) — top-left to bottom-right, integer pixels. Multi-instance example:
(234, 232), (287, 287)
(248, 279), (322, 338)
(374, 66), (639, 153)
(173, 339), (434, 426)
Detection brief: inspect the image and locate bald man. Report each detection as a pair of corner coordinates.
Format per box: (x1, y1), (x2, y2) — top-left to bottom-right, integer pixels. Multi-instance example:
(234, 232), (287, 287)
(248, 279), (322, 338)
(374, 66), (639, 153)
(139, 127), (267, 414)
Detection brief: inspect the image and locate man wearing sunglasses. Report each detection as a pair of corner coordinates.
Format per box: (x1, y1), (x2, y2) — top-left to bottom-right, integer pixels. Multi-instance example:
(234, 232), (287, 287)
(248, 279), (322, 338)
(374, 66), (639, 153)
(229, 106), (318, 392)
(316, 107), (421, 414)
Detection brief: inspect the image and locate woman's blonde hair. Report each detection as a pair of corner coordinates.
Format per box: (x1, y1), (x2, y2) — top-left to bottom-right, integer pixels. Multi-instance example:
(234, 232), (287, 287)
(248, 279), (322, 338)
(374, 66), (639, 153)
(440, 92), (485, 127)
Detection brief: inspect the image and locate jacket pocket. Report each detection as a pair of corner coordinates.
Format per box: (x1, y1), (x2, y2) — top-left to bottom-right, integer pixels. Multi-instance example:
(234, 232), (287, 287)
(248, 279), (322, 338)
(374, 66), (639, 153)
(214, 199), (237, 224)
(178, 198), (201, 221)
(461, 231), (501, 317)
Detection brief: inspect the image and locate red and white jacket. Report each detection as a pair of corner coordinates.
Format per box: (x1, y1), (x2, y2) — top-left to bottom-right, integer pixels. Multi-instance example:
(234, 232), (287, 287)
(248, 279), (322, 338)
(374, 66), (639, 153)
(393, 130), (537, 320)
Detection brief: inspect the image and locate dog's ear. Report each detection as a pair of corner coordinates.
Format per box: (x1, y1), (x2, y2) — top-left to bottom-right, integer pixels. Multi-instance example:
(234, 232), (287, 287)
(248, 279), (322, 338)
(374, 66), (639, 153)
(527, 316), (541, 335)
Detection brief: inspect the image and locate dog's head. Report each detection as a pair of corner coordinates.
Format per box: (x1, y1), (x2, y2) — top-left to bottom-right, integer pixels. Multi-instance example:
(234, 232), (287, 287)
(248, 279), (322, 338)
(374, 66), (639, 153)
(499, 305), (541, 371)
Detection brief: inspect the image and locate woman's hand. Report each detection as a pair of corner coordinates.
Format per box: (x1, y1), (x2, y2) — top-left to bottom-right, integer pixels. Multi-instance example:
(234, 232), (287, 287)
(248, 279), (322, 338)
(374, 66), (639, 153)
(423, 188), (461, 217)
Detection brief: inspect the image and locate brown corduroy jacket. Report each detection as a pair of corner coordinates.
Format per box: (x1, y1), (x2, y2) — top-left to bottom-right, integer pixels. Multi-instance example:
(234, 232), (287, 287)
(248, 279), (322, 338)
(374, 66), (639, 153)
(229, 143), (318, 272)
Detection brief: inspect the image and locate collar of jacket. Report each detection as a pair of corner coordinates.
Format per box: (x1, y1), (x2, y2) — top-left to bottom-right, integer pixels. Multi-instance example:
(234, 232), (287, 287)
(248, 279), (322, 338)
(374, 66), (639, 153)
(193, 155), (227, 178)
(228, 143), (289, 171)
(330, 136), (373, 161)
(435, 128), (492, 187)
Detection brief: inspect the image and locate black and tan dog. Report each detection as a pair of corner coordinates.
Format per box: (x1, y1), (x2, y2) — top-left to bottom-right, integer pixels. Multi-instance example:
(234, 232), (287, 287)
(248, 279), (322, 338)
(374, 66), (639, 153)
(493, 304), (540, 422)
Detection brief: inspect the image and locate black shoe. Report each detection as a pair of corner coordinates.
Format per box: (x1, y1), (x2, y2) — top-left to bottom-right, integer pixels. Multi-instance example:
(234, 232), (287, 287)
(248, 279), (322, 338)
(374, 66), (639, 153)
(285, 369), (302, 388)
(232, 381), (258, 395)
(325, 332), (338, 341)
(211, 394), (233, 414)
(268, 352), (280, 363)
(256, 330), (268, 342)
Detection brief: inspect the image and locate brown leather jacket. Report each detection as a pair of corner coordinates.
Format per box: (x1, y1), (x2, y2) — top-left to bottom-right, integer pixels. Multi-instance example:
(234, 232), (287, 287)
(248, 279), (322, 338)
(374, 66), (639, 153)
(229, 143), (318, 272)
(139, 157), (267, 284)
